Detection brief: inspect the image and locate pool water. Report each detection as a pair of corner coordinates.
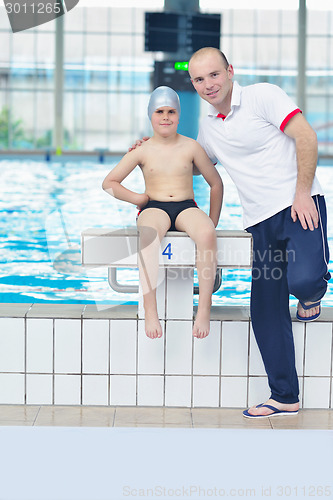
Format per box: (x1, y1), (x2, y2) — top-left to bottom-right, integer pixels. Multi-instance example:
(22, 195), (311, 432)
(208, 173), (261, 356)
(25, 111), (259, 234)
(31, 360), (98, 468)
(1, 159), (332, 306)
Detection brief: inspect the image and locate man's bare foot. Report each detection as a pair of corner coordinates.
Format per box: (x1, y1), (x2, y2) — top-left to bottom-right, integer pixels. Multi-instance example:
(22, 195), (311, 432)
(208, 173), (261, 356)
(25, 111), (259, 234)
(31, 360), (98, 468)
(145, 309), (162, 339)
(297, 300), (321, 321)
(193, 309), (210, 339)
(244, 398), (299, 418)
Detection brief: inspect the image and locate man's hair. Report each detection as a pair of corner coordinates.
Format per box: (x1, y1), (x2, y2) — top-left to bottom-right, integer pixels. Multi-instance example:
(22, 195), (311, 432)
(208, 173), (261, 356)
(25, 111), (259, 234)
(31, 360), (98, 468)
(189, 47), (230, 69)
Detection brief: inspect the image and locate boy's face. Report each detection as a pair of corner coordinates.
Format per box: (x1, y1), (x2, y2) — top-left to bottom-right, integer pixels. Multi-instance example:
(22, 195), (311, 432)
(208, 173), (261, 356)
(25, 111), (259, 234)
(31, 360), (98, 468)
(151, 106), (179, 135)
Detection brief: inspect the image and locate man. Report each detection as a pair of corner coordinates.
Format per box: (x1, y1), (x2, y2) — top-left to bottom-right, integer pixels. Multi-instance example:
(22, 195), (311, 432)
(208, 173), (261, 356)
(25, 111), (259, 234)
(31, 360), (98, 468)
(188, 47), (330, 418)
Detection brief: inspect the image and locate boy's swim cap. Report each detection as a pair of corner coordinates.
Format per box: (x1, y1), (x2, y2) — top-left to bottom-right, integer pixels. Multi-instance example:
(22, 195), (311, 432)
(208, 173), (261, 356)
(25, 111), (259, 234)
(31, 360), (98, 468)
(147, 86), (181, 120)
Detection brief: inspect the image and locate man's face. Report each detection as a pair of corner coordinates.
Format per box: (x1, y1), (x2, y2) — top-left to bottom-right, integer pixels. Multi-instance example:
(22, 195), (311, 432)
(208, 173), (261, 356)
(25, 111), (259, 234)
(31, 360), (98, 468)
(189, 52), (234, 112)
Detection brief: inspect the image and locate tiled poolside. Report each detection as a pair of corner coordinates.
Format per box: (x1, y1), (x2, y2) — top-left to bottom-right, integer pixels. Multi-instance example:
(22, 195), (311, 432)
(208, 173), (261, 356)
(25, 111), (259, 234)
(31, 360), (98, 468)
(0, 405), (333, 429)
(1, 303), (333, 410)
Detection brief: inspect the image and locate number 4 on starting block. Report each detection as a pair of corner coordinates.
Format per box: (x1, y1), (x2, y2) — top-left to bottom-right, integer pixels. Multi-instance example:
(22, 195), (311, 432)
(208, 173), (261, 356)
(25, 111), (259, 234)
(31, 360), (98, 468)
(160, 236), (196, 266)
(162, 243), (173, 260)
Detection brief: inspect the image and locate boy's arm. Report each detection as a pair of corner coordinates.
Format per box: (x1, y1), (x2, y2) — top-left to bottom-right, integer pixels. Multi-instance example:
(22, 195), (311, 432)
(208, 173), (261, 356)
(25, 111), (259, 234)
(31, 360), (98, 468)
(102, 149), (149, 208)
(192, 142), (223, 227)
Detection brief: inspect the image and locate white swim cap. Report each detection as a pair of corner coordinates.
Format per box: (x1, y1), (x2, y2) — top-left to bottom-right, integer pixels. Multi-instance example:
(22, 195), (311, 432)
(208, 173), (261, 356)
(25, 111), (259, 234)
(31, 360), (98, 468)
(147, 86), (181, 120)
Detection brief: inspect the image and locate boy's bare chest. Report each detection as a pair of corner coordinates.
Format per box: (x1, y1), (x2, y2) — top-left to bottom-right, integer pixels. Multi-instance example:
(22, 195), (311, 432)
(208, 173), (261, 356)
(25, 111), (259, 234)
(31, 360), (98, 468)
(142, 148), (193, 175)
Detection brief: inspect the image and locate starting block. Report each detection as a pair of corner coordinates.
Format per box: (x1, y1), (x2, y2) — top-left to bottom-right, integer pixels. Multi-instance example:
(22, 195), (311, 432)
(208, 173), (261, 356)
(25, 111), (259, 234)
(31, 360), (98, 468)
(81, 228), (252, 320)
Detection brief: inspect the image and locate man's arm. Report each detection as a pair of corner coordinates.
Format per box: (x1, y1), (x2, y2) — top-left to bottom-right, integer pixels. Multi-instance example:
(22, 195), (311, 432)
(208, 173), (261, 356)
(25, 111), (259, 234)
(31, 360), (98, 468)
(102, 149), (149, 209)
(284, 112), (319, 231)
(192, 142), (223, 227)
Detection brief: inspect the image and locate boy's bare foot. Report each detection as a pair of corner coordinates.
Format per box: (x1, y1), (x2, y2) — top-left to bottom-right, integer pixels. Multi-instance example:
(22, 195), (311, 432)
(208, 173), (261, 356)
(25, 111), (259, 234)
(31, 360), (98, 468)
(145, 309), (163, 339)
(244, 398), (299, 418)
(193, 309), (210, 339)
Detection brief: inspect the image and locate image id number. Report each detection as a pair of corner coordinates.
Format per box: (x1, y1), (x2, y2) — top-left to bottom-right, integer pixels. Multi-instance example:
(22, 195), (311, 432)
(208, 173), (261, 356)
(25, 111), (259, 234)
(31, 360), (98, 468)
(276, 485), (332, 496)
(5, 2), (62, 14)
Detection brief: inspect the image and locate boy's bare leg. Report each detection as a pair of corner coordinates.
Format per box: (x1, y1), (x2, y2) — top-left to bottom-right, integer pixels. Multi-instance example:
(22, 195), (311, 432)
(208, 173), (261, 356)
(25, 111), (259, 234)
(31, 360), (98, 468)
(137, 209), (170, 339)
(175, 208), (217, 339)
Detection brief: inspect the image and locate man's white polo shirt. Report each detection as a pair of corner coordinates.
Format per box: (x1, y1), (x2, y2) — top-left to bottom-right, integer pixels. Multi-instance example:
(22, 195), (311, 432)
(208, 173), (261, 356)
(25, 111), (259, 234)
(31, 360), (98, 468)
(197, 81), (323, 229)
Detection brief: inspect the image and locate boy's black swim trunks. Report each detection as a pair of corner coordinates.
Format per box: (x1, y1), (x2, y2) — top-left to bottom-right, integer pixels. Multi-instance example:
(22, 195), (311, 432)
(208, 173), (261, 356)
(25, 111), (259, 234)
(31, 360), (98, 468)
(137, 199), (198, 231)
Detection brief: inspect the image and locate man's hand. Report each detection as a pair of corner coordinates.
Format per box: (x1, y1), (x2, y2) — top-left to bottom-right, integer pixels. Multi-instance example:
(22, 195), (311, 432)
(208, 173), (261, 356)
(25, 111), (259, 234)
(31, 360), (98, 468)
(291, 192), (319, 231)
(128, 136), (150, 152)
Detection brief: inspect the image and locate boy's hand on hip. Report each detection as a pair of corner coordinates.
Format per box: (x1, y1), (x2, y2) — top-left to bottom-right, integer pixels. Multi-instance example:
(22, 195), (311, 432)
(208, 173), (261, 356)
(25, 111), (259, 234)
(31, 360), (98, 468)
(136, 193), (149, 210)
(291, 193), (319, 231)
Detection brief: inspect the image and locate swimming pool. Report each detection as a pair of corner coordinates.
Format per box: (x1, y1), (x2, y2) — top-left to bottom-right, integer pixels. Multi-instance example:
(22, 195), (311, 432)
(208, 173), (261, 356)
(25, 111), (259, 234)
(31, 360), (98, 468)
(1, 158), (332, 306)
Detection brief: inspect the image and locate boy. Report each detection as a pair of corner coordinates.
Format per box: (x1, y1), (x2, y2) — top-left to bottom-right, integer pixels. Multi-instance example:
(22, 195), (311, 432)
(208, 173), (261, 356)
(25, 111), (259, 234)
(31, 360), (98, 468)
(102, 86), (223, 339)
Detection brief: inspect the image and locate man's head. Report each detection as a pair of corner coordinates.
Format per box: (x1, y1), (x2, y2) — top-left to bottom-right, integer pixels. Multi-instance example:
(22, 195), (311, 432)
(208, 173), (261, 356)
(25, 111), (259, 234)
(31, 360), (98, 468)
(188, 47), (234, 113)
(190, 47), (230, 70)
(147, 86), (181, 121)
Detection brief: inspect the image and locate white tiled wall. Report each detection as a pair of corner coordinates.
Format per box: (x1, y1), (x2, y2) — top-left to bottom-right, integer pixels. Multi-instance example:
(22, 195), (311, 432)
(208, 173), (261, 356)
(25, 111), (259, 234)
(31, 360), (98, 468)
(221, 322), (248, 376)
(0, 374), (25, 404)
(0, 318), (25, 373)
(26, 319), (53, 374)
(54, 374), (81, 405)
(165, 321), (192, 376)
(26, 374), (53, 405)
(110, 320), (136, 375)
(83, 320), (109, 375)
(165, 376), (192, 407)
(193, 321), (220, 376)
(138, 320), (164, 375)
(54, 320), (81, 374)
(220, 377), (248, 408)
(83, 375), (109, 406)
(0, 308), (332, 408)
(110, 375), (136, 405)
(137, 375), (164, 406)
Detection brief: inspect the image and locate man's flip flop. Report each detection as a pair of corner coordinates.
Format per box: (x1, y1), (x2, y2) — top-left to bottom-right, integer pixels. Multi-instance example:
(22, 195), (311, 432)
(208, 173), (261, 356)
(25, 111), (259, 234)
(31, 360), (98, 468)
(243, 404), (299, 419)
(296, 300), (321, 322)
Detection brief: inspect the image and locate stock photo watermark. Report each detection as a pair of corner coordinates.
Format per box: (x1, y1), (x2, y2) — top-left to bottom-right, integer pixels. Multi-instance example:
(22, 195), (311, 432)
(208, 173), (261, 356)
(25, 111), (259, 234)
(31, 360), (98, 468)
(122, 483), (332, 498)
(3, 0), (80, 33)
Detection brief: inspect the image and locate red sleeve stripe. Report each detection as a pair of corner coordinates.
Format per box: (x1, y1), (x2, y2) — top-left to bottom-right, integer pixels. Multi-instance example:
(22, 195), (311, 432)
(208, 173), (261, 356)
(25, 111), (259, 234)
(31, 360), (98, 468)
(280, 108), (302, 132)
